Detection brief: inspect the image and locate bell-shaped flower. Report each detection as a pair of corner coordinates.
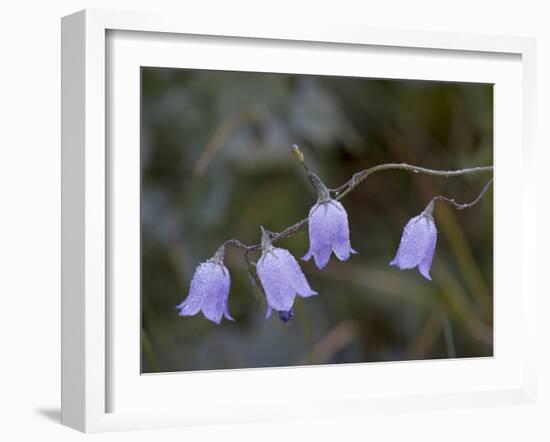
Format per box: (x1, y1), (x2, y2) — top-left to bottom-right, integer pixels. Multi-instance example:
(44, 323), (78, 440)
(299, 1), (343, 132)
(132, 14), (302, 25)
(257, 227), (317, 317)
(176, 245), (234, 324)
(390, 201), (437, 280)
(302, 173), (357, 269)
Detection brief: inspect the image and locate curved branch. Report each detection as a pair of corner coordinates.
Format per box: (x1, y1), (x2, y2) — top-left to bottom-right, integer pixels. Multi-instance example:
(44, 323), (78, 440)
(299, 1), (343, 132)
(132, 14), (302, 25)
(432, 177), (494, 210)
(219, 152), (493, 254)
(333, 163), (493, 201)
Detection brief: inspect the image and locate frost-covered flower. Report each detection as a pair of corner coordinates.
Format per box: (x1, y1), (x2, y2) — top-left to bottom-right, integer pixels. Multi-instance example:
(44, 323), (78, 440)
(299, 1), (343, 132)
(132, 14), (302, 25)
(302, 174), (357, 269)
(257, 227), (317, 317)
(390, 201), (437, 280)
(176, 245), (234, 324)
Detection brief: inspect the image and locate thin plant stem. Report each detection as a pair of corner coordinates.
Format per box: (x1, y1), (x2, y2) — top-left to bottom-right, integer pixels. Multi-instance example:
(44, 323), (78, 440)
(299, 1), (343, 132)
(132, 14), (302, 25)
(431, 177), (493, 210)
(141, 329), (161, 372)
(218, 149), (493, 255)
(332, 164), (493, 200)
(441, 313), (457, 358)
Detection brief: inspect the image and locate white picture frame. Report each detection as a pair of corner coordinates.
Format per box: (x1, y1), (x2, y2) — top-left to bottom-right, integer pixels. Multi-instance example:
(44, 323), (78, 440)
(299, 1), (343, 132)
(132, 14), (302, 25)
(61, 9), (537, 433)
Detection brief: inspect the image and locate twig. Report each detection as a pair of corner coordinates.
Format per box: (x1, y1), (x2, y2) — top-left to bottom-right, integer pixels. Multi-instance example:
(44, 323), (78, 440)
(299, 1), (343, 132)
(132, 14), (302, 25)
(218, 148), (493, 254)
(432, 177), (493, 210)
(332, 164), (493, 200)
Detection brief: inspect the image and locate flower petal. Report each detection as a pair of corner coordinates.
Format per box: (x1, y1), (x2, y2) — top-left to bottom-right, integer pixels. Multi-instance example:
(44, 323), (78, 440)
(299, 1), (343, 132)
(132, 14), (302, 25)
(390, 215), (428, 269)
(177, 262), (215, 316)
(202, 300), (224, 324)
(223, 300), (235, 321)
(418, 221), (437, 280)
(200, 264), (231, 324)
(304, 200), (356, 268)
(275, 248), (317, 298)
(302, 248), (314, 261)
(177, 261), (233, 324)
(305, 202), (336, 269)
(390, 212), (438, 282)
(257, 251), (296, 311)
(331, 201), (356, 261)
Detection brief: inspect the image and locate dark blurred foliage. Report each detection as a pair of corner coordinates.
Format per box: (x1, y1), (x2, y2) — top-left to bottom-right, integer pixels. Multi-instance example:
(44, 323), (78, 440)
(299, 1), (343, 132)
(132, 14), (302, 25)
(141, 67), (493, 373)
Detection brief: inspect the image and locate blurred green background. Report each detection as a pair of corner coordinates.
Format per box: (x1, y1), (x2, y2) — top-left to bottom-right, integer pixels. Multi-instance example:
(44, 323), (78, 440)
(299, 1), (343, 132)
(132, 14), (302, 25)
(141, 67), (493, 373)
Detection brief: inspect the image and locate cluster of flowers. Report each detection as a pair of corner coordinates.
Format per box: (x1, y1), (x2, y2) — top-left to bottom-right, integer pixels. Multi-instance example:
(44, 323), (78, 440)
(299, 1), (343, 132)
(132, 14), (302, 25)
(176, 168), (438, 324)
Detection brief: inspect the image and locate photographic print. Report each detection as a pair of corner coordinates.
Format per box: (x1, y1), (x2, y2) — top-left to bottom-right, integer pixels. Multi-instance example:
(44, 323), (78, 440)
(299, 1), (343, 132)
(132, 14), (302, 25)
(140, 68), (493, 373)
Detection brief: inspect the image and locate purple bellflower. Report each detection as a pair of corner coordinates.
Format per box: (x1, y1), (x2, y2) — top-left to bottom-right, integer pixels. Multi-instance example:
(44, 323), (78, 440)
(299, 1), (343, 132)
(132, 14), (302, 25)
(390, 200), (437, 280)
(257, 227), (317, 318)
(302, 174), (357, 269)
(176, 245), (234, 324)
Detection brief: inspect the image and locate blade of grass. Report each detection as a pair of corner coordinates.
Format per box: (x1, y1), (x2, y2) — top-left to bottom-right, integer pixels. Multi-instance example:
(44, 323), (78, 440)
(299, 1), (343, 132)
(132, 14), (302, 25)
(141, 329), (161, 372)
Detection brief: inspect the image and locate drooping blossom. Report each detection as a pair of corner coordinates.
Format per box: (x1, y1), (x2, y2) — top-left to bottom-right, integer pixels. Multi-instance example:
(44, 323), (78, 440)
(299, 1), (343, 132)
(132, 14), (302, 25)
(302, 173), (357, 269)
(257, 227), (317, 318)
(176, 245), (234, 324)
(390, 201), (437, 280)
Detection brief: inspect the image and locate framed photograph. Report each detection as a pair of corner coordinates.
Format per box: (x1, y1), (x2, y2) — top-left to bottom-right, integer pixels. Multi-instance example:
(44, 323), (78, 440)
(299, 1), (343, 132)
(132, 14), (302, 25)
(61, 9), (537, 432)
